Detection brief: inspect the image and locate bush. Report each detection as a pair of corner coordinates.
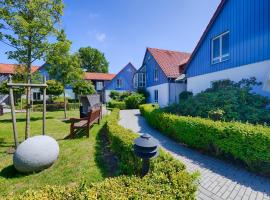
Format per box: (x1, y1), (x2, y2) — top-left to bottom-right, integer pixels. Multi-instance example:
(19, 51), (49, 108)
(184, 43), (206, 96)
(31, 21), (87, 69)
(108, 100), (126, 110)
(7, 109), (198, 199)
(170, 78), (270, 125)
(124, 93), (145, 109)
(140, 104), (270, 176)
(109, 90), (132, 101)
(32, 103), (80, 112)
(137, 88), (150, 99)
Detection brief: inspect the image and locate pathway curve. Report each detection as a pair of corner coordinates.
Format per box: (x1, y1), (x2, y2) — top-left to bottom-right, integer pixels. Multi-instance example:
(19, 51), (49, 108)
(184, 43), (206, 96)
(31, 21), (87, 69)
(119, 109), (270, 200)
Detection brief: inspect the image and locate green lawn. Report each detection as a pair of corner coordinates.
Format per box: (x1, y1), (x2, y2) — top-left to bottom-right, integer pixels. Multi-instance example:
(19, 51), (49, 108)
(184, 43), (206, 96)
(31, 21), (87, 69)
(0, 110), (106, 196)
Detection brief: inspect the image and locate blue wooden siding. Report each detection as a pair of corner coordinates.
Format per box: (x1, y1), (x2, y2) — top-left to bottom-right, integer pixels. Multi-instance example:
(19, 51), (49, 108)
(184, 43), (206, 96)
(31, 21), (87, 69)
(187, 0), (270, 78)
(141, 50), (168, 87)
(105, 63), (137, 91)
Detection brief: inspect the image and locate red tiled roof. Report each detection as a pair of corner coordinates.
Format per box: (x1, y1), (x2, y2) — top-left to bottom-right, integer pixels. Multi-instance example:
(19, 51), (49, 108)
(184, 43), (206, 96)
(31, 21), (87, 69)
(84, 72), (116, 81)
(147, 48), (191, 78)
(0, 63), (39, 74)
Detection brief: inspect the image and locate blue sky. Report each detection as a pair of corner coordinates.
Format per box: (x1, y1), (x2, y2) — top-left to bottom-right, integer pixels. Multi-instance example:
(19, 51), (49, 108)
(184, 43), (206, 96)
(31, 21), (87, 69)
(0, 0), (220, 74)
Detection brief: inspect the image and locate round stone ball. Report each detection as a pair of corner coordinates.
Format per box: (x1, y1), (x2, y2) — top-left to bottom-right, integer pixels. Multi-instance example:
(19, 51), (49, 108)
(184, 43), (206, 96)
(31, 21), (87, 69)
(13, 135), (59, 173)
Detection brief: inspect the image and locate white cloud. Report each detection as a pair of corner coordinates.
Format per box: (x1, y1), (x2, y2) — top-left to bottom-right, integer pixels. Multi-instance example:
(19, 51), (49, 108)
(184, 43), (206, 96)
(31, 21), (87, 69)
(96, 32), (106, 43)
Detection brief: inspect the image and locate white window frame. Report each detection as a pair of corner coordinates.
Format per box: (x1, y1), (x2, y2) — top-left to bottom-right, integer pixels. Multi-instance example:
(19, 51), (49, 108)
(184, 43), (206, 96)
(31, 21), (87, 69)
(96, 81), (103, 91)
(154, 90), (158, 103)
(211, 31), (229, 64)
(33, 92), (41, 101)
(154, 66), (158, 82)
(117, 79), (123, 88)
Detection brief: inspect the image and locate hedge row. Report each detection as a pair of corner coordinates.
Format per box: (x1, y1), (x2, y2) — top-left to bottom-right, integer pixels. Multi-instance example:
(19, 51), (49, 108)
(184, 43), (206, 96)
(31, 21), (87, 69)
(7, 109), (198, 200)
(107, 100), (126, 110)
(32, 103), (80, 112)
(140, 104), (270, 176)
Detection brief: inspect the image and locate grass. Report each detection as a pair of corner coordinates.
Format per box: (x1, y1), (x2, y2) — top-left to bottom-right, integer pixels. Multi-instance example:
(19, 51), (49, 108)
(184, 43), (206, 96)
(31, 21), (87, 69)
(0, 110), (107, 196)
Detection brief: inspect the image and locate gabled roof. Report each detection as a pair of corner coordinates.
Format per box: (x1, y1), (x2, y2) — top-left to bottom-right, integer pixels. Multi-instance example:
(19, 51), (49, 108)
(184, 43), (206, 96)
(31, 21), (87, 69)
(84, 72), (116, 81)
(147, 48), (190, 78)
(184, 0), (227, 72)
(0, 63), (39, 74)
(104, 62), (137, 89)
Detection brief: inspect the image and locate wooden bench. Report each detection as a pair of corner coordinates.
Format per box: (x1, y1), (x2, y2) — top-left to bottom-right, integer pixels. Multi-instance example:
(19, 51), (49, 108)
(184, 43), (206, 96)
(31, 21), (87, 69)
(67, 106), (102, 138)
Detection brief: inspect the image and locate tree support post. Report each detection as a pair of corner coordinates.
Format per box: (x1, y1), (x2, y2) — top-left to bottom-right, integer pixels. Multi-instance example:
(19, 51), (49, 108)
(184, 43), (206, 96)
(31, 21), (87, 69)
(42, 76), (46, 135)
(8, 75), (19, 148)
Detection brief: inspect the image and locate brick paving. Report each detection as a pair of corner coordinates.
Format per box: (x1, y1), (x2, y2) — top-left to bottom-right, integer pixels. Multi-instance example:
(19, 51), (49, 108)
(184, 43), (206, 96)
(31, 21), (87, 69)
(119, 109), (270, 200)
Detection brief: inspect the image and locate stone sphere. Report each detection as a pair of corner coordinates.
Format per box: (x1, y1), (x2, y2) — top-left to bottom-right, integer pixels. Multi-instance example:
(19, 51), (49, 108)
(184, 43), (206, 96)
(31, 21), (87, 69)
(13, 135), (59, 173)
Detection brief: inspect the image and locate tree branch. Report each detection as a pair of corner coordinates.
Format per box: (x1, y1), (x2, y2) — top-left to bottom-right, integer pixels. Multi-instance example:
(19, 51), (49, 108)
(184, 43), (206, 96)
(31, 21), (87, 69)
(0, 39), (20, 50)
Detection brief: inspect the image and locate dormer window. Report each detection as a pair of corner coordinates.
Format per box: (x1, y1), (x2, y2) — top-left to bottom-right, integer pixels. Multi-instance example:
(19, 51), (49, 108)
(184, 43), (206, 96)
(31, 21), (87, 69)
(212, 31), (229, 64)
(154, 66), (158, 82)
(117, 79), (123, 88)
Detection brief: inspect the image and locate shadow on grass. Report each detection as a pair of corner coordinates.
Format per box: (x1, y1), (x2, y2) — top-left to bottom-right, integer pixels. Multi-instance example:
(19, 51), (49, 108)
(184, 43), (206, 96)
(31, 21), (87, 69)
(94, 124), (119, 178)
(64, 128), (89, 140)
(0, 165), (27, 179)
(0, 116), (53, 123)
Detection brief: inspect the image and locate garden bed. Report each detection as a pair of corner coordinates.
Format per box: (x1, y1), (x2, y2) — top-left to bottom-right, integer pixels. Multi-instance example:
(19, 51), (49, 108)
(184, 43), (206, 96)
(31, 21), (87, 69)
(5, 109), (198, 199)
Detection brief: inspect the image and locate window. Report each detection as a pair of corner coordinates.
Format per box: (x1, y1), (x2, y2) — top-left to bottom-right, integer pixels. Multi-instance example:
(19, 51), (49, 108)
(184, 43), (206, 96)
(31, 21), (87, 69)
(139, 73), (146, 87)
(154, 66), (158, 82)
(96, 81), (103, 91)
(117, 79), (123, 88)
(33, 92), (41, 101)
(212, 31), (229, 64)
(154, 90), (158, 103)
(133, 73), (138, 88)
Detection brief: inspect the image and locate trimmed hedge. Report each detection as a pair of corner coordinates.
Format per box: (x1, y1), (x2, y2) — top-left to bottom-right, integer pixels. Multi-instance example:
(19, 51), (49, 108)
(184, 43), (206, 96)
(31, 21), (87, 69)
(32, 103), (80, 112)
(140, 104), (270, 176)
(7, 109), (198, 199)
(107, 100), (126, 110)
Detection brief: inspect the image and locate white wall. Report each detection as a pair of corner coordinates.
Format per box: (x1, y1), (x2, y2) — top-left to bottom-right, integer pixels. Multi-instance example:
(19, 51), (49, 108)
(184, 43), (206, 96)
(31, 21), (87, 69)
(187, 59), (270, 96)
(146, 83), (169, 108)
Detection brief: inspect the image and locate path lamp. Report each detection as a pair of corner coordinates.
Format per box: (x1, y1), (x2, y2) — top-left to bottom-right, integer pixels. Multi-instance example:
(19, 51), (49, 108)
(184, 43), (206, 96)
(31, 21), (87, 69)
(134, 133), (159, 176)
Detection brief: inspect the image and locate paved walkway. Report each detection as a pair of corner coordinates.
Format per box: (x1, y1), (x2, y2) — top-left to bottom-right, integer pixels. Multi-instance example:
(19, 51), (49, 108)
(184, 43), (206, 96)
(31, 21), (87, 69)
(119, 109), (270, 200)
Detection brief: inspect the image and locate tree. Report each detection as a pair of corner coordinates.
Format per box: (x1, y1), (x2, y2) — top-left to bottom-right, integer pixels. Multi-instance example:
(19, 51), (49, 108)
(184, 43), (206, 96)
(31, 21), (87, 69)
(72, 80), (95, 96)
(46, 31), (83, 119)
(0, 0), (64, 139)
(42, 80), (64, 102)
(78, 47), (109, 73)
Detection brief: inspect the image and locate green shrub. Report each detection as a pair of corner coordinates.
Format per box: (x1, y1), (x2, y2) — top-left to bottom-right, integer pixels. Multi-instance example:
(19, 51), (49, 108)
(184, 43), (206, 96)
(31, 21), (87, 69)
(107, 100), (126, 110)
(124, 93), (145, 109)
(8, 109), (198, 200)
(32, 103), (80, 112)
(140, 104), (270, 176)
(169, 78), (270, 125)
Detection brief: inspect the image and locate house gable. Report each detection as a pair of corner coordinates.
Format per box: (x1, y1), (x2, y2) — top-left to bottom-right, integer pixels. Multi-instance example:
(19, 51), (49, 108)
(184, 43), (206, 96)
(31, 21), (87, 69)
(105, 63), (137, 91)
(142, 49), (168, 87)
(186, 0), (270, 78)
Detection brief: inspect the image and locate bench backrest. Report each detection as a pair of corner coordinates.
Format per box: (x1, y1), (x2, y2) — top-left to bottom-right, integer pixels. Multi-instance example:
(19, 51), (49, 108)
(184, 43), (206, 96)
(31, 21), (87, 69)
(87, 106), (101, 126)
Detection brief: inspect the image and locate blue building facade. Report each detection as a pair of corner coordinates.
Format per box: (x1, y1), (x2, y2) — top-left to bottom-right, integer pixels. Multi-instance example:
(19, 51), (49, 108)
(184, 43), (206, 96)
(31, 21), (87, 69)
(185, 0), (270, 96)
(104, 63), (137, 102)
(135, 48), (189, 107)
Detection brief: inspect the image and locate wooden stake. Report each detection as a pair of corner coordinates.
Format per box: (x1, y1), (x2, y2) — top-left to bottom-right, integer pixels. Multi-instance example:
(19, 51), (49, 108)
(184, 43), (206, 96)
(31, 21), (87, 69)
(9, 75), (19, 148)
(42, 76), (46, 135)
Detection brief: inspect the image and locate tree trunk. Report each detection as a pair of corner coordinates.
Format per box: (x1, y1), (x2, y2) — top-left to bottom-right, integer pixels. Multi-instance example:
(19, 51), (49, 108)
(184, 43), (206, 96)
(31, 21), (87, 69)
(64, 89), (67, 119)
(25, 73), (31, 139)
(25, 36), (32, 139)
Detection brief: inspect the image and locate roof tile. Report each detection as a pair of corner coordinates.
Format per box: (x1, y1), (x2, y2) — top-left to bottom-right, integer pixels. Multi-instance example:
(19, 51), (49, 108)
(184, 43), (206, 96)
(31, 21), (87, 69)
(84, 72), (116, 81)
(147, 48), (190, 78)
(0, 63), (39, 74)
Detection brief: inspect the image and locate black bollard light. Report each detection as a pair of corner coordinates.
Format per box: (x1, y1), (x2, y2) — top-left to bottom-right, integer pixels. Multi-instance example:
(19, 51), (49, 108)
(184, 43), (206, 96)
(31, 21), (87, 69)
(134, 133), (159, 176)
